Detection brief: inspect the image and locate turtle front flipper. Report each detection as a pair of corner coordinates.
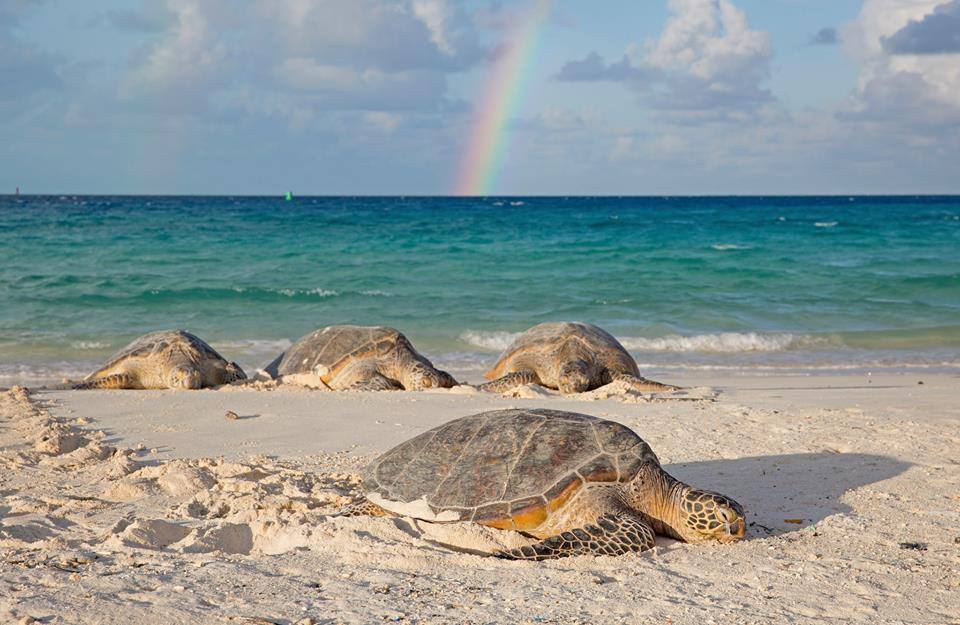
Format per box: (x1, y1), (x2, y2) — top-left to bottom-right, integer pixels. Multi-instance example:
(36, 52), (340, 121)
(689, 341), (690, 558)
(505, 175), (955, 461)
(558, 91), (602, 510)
(478, 371), (541, 393)
(74, 373), (140, 390)
(347, 373), (404, 391)
(494, 512), (655, 561)
(609, 371), (680, 392)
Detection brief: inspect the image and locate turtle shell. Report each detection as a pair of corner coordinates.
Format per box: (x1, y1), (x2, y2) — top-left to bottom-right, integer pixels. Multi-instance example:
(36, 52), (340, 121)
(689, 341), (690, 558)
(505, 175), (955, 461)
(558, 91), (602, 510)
(485, 322), (640, 380)
(267, 325), (406, 379)
(88, 330), (227, 378)
(362, 409), (659, 531)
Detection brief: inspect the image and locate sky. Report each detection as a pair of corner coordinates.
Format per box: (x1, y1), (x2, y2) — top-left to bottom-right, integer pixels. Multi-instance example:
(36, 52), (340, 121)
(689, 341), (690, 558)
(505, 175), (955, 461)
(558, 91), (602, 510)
(1, 0), (959, 195)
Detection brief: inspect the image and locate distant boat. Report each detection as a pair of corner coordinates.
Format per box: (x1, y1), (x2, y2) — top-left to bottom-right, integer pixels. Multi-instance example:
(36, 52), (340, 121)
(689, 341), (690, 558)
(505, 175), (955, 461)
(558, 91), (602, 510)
(15, 186), (20, 197)
(285, 191), (293, 201)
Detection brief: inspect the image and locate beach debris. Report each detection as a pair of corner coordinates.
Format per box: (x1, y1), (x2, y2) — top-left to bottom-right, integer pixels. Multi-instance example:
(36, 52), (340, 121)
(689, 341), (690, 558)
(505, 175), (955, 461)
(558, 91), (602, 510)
(899, 542), (927, 551)
(917, 380), (924, 385)
(226, 410), (239, 420)
(749, 521), (775, 534)
(784, 519), (805, 525)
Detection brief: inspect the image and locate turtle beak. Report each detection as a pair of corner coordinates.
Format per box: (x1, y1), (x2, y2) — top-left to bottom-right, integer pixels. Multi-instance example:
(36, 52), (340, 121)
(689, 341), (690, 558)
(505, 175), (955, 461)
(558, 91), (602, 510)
(717, 506), (746, 542)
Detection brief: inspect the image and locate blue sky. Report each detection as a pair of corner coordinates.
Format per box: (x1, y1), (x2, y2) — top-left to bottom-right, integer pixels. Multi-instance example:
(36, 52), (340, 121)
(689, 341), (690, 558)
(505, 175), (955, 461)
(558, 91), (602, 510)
(2, 0), (958, 195)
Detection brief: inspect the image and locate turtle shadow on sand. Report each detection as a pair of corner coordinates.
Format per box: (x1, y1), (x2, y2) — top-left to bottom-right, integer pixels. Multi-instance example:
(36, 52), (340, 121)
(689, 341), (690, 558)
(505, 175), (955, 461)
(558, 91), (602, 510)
(666, 452), (911, 538)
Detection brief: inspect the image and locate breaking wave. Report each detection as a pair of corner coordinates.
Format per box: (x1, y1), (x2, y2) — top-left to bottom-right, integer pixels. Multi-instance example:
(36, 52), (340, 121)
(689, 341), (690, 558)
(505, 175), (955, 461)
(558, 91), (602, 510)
(613, 333), (835, 353)
(458, 330), (522, 352)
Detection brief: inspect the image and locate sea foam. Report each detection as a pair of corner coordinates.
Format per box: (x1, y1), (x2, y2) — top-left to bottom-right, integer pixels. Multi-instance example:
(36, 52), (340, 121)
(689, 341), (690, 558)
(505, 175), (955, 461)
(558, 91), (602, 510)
(459, 330), (522, 351)
(461, 330), (831, 354)
(619, 332), (833, 353)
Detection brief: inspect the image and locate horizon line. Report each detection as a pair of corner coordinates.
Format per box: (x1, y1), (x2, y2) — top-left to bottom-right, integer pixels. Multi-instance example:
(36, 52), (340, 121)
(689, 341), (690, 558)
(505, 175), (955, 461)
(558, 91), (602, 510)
(5, 193), (960, 199)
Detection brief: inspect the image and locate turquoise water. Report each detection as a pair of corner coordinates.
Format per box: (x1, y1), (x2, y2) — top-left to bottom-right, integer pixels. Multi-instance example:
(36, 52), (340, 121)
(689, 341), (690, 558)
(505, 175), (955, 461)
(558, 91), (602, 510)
(1, 195), (959, 384)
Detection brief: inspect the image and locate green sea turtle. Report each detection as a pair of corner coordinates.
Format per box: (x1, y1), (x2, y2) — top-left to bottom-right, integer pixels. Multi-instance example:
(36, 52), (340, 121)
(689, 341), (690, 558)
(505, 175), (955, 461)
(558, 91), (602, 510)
(265, 325), (458, 391)
(480, 322), (678, 394)
(75, 330), (246, 390)
(342, 408), (745, 560)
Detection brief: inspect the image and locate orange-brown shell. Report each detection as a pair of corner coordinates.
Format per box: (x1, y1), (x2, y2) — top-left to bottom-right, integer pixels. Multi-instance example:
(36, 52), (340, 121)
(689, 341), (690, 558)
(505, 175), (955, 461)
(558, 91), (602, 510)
(362, 409), (659, 531)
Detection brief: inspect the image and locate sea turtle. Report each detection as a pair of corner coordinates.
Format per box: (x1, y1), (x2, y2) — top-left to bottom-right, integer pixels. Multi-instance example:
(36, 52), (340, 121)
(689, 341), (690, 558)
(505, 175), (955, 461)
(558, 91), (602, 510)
(341, 408), (745, 560)
(75, 330), (246, 390)
(265, 325), (458, 391)
(480, 322), (678, 394)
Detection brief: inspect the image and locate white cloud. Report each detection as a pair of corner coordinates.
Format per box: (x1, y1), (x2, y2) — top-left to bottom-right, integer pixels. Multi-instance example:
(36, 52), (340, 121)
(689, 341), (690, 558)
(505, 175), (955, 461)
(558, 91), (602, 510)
(118, 0), (486, 115)
(844, 0), (960, 123)
(121, 0), (227, 99)
(642, 0), (771, 83)
(556, 0), (774, 119)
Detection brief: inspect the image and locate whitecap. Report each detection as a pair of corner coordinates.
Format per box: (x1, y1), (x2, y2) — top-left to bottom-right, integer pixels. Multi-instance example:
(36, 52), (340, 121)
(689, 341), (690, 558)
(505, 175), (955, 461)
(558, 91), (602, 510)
(359, 290), (392, 297)
(815, 221), (838, 228)
(459, 330), (522, 351)
(510, 201), (525, 206)
(711, 243), (750, 251)
(214, 338), (292, 355)
(70, 341), (111, 350)
(619, 332), (834, 353)
(277, 288), (339, 297)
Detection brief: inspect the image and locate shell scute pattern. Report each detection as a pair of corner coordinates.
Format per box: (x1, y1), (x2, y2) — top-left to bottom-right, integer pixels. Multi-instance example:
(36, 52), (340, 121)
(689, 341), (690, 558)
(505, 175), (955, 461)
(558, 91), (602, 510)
(364, 409), (648, 527)
(617, 453), (647, 483)
(486, 322), (640, 381)
(277, 326), (399, 376)
(500, 422), (597, 502)
(94, 330), (219, 375)
(576, 454), (620, 483)
(428, 416), (537, 508)
(592, 420), (654, 456)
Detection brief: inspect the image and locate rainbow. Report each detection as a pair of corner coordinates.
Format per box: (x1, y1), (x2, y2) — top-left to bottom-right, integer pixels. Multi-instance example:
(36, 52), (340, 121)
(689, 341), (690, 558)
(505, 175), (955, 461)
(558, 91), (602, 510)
(455, 1), (553, 196)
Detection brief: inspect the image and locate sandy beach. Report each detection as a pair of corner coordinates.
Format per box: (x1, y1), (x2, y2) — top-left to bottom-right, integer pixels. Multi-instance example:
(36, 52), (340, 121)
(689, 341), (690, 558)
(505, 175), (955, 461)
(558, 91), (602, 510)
(1, 373), (957, 624)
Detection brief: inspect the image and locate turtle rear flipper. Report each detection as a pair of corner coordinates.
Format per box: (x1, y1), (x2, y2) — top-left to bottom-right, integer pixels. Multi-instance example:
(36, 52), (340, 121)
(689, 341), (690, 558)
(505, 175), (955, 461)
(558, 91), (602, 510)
(609, 371), (680, 392)
(478, 371), (540, 393)
(74, 373), (139, 390)
(494, 511), (655, 560)
(347, 372), (403, 391)
(336, 499), (395, 517)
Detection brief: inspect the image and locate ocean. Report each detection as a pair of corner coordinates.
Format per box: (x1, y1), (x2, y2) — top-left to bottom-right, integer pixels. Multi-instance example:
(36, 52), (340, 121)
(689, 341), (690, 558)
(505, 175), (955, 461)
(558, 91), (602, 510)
(1, 195), (958, 385)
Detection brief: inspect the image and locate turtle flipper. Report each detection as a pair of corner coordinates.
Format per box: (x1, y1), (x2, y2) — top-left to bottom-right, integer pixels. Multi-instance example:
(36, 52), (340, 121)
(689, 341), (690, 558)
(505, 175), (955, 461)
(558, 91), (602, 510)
(478, 371), (541, 393)
(610, 371), (680, 392)
(336, 499), (396, 517)
(73, 373), (139, 390)
(494, 512), (655, 561)
(347, 373), (403, 391)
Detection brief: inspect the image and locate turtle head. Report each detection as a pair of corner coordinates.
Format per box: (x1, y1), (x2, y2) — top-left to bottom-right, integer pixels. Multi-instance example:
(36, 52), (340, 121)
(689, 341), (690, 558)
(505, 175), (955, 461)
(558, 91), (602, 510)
(223, 362), (247, 383)
(673, 487), (746, 544)
(558, 360), (592, 394)
(169, 367), (202, 389)
(402, 365), (452, 391)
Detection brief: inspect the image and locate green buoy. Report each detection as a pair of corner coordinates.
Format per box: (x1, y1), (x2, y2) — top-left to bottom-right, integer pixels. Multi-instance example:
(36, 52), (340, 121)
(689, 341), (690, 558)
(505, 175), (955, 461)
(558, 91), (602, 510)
(285, 191), (293, 201)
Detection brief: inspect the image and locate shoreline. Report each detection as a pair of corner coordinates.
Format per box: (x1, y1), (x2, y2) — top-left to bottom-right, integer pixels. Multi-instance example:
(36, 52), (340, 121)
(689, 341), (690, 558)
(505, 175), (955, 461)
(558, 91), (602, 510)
(2, 371), (958, 623)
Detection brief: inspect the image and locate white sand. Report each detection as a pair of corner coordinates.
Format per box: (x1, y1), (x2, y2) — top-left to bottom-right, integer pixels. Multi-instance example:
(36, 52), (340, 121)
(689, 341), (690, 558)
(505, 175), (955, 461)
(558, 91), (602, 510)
(1, 374), (958, 624)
